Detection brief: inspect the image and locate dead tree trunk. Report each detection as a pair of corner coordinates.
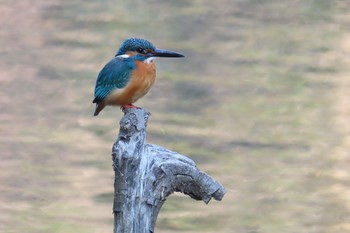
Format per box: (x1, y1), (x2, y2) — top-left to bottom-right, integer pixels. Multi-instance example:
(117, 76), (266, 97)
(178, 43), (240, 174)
(112, 108), (226, 233)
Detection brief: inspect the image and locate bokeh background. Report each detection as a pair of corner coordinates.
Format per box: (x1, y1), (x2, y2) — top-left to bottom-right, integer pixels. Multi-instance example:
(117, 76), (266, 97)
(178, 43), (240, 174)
(1, 0), (350, 232)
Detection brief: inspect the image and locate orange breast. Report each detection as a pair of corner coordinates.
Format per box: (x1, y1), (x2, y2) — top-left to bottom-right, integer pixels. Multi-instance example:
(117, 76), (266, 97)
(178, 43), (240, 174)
(105, 60), (156, 106)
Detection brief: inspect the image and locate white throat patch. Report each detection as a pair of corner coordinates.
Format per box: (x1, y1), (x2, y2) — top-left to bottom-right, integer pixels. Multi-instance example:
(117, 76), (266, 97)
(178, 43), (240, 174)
(144, 57), (155, 64)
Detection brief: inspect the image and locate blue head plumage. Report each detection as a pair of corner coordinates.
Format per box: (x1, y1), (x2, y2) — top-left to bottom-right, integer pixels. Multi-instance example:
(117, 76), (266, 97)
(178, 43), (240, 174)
(116, 38), (156, 56)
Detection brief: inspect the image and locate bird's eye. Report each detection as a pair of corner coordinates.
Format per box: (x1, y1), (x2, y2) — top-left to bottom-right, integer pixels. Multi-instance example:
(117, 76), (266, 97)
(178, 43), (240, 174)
(136, 48), (147, 54)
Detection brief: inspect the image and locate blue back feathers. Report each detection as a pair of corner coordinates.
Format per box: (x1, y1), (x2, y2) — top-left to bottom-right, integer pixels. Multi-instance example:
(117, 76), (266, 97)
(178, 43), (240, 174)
(93, 56), (135, 103)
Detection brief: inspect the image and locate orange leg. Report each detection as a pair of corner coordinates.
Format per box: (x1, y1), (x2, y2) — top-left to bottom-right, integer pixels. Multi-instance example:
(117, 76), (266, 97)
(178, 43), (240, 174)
(120, 104), (141, 110)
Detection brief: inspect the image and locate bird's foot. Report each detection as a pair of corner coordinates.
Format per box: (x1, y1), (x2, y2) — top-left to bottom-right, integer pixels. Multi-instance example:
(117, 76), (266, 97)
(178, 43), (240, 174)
(120, 104), (141, 110)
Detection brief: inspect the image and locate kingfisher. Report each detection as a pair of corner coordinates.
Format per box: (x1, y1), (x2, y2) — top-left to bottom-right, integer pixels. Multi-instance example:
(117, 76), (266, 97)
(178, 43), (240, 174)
(92, 38), (184, 116)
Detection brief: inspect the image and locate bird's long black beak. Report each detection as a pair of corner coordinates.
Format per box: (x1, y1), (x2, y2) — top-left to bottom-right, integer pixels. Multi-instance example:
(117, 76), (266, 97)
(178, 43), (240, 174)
(150, 48), (185, 58)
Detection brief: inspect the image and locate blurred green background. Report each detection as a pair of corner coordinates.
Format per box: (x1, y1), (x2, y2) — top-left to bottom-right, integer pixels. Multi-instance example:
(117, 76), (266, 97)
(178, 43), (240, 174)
(1, 0), (350, 232)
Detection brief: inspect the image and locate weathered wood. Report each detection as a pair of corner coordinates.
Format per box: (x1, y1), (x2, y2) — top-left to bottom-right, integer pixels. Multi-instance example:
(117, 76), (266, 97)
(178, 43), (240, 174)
(112, 108), (226, 233)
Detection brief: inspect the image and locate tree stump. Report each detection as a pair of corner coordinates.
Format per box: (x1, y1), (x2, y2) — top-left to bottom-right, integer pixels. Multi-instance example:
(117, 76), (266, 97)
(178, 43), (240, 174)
(112, 108), (226, 233)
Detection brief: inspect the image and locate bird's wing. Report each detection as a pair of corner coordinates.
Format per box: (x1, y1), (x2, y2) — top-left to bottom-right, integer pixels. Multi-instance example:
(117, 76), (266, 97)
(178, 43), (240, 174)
(93, 57), (135, 104)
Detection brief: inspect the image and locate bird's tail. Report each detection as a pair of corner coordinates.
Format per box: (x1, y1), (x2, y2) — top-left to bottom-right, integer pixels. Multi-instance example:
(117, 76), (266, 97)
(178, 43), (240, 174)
(93, 103), (105, 116)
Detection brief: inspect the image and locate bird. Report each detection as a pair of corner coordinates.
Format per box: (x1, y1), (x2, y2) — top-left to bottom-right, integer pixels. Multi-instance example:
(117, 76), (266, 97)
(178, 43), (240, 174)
(92, 38), (184, 116)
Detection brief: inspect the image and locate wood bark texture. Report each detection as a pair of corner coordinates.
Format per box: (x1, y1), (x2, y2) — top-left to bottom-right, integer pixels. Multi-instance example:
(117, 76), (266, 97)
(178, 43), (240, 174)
(112, 108), (226, 233)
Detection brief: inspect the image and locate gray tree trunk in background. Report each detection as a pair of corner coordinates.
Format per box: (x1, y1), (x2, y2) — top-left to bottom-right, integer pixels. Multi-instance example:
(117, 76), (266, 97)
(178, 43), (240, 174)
(112, 108), (226, 233)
